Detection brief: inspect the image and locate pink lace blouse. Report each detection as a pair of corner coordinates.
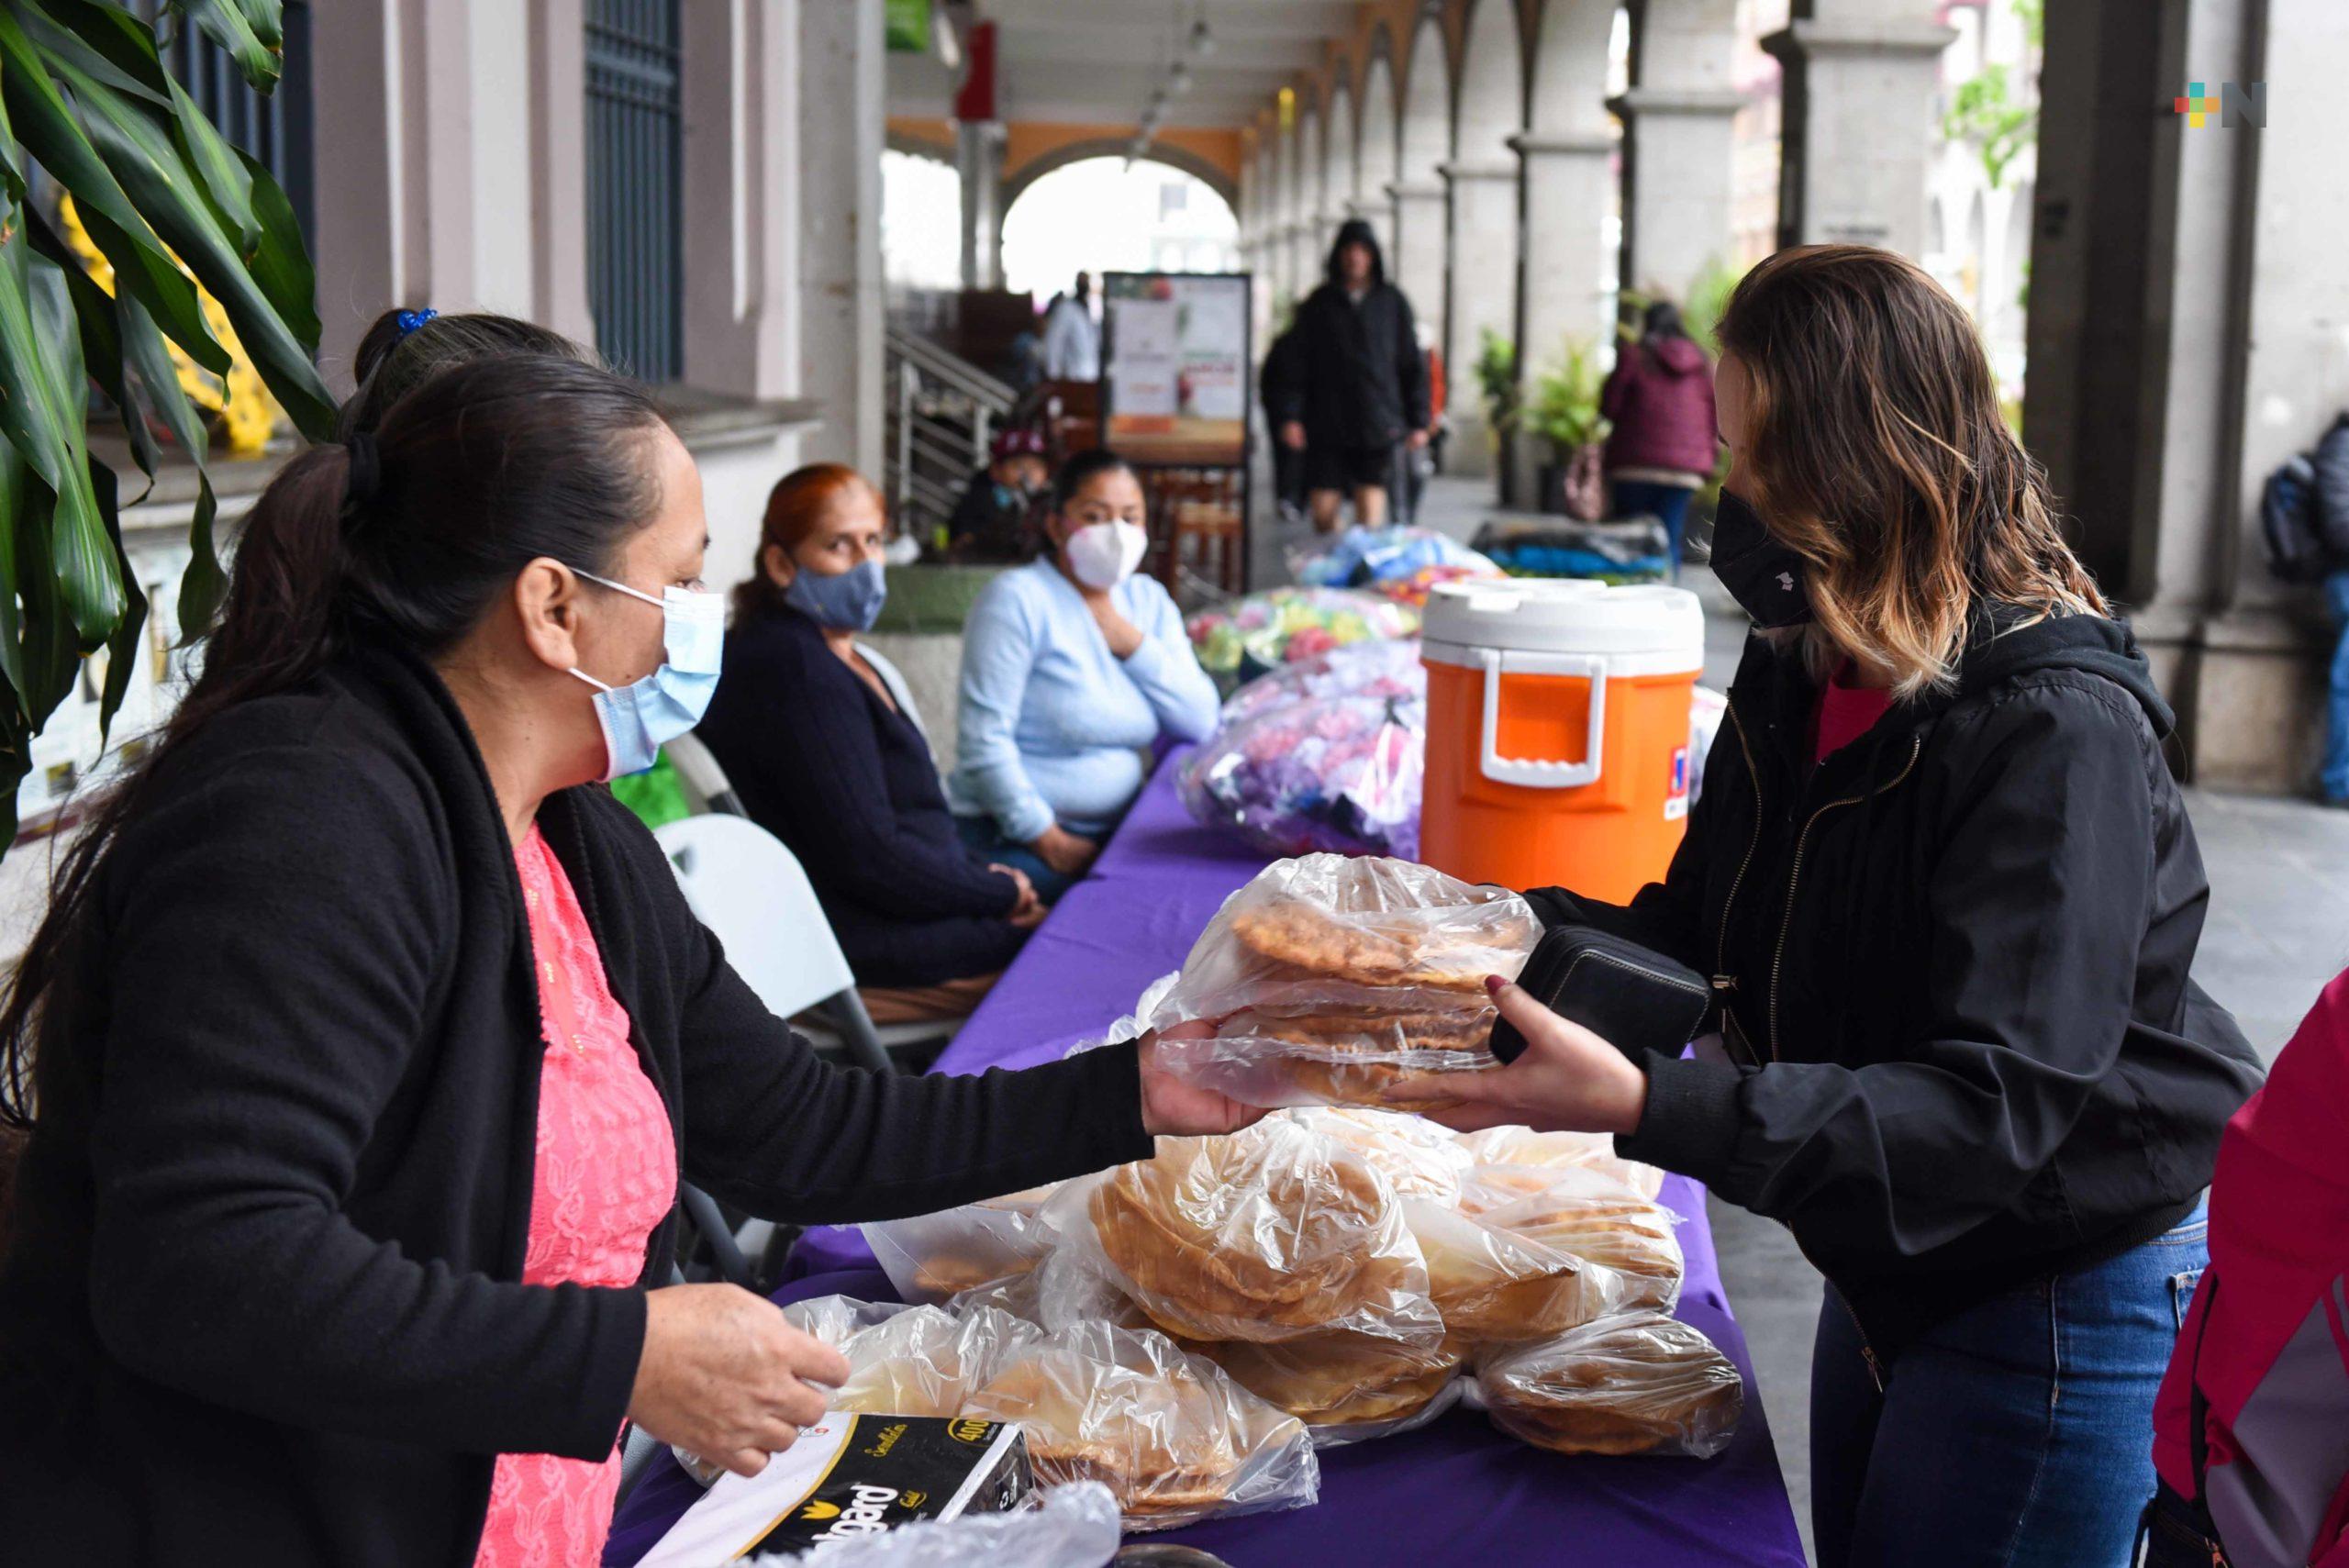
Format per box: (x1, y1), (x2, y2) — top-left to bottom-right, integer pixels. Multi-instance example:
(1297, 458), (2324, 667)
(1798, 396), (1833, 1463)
(473, 826), (678, 1568)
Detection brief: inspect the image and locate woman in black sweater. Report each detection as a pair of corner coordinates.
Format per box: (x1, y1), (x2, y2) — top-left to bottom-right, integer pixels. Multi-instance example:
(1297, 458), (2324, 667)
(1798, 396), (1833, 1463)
(0, 342), (1252, 1568)
(696, 465), (1039, 1021)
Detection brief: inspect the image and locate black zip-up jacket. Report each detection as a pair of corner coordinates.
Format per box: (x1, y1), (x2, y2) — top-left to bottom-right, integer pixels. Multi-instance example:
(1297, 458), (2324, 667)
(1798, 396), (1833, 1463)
(0, 641), (1152, 1567)
(1531, 613), (2264, 1367)
(1269, 280), (1429, 450)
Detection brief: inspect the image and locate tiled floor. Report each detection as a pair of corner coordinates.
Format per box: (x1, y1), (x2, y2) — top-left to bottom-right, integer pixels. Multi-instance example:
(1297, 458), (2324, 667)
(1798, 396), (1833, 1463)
(1392, 471), (2342, 1562)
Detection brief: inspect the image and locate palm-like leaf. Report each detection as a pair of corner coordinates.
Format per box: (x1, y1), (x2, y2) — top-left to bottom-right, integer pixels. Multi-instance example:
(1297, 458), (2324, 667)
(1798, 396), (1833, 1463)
(0, 0), (317, 857)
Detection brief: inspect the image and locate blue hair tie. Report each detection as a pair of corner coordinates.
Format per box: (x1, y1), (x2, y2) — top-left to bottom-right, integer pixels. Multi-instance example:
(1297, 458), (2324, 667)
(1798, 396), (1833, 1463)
(395, 307), (439, 339)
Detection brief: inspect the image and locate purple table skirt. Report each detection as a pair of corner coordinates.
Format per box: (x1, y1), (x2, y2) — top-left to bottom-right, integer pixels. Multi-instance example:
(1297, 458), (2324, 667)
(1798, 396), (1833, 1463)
(607, 755), (1805, 1567)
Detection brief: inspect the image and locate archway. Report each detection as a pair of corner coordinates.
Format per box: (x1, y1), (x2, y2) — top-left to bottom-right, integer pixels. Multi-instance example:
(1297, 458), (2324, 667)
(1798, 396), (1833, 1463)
(1291, 105), (1323, 305)
(1324, 81), (1357, 230)
(1358, 47), (1400, 261)
(882, 147), (961, 292)
(1392, 16), (1452, 350)
(998, 156), (1239, 305)
(1447, 0), (1526, 479)
(1001, 138), (1237, 217)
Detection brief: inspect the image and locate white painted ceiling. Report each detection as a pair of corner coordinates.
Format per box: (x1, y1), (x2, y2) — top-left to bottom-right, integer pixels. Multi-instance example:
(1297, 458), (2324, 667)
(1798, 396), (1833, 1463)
(887, 0), (1357, 128)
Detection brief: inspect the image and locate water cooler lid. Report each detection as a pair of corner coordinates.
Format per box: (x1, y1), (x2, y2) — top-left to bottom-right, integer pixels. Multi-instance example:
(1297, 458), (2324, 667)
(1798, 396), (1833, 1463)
(1421, 579), (1705, 677)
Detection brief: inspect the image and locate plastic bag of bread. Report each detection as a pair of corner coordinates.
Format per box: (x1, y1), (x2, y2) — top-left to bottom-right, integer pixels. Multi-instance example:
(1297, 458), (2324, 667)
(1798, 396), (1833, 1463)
(1185, 1329), (1465, 1447)
(1144, 853), (1540, 1107)
(1043, 1118), (1443, 1346)
(778, 1296), (1041, 1419)
(1456, 1125), (1668, 1201)
(1458, 1164), (1686, 1312)
(1405, 1198), (1631, 1345)
(862, 1184), (1059, 1303)
(1476, 1312), (1744, 1459)
(962, 1318), (1320, 1530)
(1279, 1106), (1474, 1202)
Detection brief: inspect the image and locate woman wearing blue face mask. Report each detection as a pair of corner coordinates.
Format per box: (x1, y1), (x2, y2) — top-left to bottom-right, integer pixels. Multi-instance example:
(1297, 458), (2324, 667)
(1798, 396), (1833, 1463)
(0, 341), (1260, 1568)
(696, 464), (1046, 1024)
(948, 449), (1223, 900)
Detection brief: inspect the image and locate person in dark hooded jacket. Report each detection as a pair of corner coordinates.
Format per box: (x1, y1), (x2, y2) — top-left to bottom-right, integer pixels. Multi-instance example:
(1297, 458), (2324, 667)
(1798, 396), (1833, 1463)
(1268, 218), (1429, 533)
(1389, 246), (2263, 1568)
(1600, 299), (1719, 571)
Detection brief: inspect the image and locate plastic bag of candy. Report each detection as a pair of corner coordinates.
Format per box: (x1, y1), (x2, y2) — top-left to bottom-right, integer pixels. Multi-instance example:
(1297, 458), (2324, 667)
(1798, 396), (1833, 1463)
(1291, 527), (1501, 596)
(1219, 638), (1426, 725)
(1177, 689), (1425, 860)
(1185, 588), (1419, 684)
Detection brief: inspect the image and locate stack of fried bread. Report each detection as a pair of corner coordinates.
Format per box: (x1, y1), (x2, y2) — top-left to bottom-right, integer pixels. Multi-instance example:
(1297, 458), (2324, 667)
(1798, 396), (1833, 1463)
(864, 1184), (1059, 1303)
(1186, 1330), (1465, 1439)
(1475, 1312), (1746, 1459)
(1458, 1165), (1687, 1313)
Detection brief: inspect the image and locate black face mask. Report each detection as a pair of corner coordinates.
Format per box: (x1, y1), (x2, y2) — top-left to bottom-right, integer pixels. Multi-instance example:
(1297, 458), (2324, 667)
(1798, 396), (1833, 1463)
(1709, 488), (1812, 628)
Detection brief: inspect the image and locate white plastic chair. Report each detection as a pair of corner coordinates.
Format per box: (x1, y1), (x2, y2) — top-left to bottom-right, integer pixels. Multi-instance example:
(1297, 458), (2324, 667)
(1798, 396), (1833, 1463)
(662, 732), (742, 817)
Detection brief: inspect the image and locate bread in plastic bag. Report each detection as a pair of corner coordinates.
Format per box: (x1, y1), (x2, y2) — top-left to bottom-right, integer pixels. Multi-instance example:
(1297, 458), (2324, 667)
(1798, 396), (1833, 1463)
(1219, 637), (1427, 725)
(962, 1318), (1320, 1530)
(1457, 1165), (1685, 1312)
(1279, 1106), (1473, 1203)
(1184, 1328), (1465, 1446)
(1405, 1197), (1631, 1346)
(743, 1480), (1123, 1568)
(1475, 1312), (1744, 1459)
(1456, 1125), (1668, 1202)
(1046, 1117), (1442, 1346)
(861, 1184), (1059, 1304)
(1177, 690), (1425, 861)
(1144, 853), (1538, 1108)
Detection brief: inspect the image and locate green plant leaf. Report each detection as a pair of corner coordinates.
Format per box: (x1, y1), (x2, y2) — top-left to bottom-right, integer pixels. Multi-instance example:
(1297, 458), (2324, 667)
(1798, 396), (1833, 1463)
(89, 456), (146, 742)
(0, 437), (33, 709)
(0, 221), (124, 641)
(43, 43), (333, 438)
(166, 74), (257, 254)
(166, 0), (282, 93)
(235, 146), (316, 344)
(177, 473), (222, 636)
(15, 0), (173, 110)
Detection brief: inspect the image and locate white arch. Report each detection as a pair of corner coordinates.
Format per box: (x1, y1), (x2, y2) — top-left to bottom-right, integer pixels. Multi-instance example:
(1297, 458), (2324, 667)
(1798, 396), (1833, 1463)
(1324, 82), (1357, 218)
(1290, 105), (1323, 302)
(1399, 17), (1451, 187)
(1360, 53), (1399, 202)
(1456, 0), (1525, 161)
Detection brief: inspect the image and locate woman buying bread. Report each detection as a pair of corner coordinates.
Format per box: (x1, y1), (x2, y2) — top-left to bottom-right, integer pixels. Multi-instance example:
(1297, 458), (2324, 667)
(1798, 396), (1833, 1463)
(1391, 246), (2263, 1568)
(0, 350), (1253, 1568)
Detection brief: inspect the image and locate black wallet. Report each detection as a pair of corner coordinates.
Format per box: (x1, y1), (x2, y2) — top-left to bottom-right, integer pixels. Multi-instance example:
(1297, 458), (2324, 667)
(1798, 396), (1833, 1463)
(1488, 924), (1714, 1066)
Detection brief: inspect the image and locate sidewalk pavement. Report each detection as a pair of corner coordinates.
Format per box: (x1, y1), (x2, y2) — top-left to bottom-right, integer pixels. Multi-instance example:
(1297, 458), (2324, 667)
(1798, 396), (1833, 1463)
(1380, 471), (2346, 1562)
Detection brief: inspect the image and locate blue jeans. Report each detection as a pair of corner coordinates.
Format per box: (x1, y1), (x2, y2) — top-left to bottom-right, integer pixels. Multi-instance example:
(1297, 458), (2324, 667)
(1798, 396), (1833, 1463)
(2322, 571), (2349, 801)
(1810, 1200), (2209, 1568)
(1610, 479), (1698, 573)
(953, 815), (1117, 905)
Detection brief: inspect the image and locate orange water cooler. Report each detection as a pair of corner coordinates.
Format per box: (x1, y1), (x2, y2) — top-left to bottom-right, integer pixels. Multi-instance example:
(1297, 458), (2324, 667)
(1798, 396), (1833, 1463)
(1419, 580), (1705, 904)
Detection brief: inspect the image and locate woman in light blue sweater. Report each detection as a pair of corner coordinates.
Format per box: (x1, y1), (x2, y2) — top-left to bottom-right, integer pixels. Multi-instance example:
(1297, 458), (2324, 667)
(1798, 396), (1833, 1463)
(952, 450), (1221, 898)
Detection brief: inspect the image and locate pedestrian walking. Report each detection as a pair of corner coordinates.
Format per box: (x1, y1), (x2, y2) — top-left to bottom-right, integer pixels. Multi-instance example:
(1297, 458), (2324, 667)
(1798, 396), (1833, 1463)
(1599, 299), (1720, 572)
(1041, 271), (1100, 382)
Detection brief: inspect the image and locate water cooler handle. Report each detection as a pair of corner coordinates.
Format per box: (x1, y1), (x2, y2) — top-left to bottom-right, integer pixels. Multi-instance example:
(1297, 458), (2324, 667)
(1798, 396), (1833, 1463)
(1478, 648), (1607, 789)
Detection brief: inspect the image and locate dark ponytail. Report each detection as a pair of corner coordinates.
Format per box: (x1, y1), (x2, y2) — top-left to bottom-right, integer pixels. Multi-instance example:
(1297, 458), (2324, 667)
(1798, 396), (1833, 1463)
(338, 307), (597, 440)
(0, 353), (671, 1140)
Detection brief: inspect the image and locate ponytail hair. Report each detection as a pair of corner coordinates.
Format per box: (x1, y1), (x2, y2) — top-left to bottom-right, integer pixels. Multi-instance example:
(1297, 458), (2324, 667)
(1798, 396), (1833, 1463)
(0, 352), (672, 1142)
(338, 307), (597, 439)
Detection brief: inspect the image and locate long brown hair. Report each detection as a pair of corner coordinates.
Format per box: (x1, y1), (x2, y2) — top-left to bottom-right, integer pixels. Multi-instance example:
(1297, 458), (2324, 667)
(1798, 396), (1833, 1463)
(732, 463), (885, 621)
(1717, 244), (2104, 696)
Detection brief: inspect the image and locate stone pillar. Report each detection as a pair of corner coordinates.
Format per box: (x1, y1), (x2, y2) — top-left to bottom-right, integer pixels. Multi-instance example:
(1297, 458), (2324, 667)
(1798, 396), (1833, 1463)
(527, 0), (595, 344)
(955, 119), (1005, 290)
(680, 0), (800, 400)
(1388, 180), (1448, 349)
(1442, 161), (1520, 481)
(1509, 131), (1614, 503)
(1289, 223), (1320, 307)
(796, 0), (885, 475)
(1609, 88), (1742, 304)
(1764, 3), (1956, 257)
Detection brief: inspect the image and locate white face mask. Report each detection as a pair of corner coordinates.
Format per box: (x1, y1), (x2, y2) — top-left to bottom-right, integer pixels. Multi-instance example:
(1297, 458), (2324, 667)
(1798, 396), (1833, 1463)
(1064, 520), (1149, 590)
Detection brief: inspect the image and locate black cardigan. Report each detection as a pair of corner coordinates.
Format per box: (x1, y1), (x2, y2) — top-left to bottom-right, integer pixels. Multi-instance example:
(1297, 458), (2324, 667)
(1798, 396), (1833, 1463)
(696, 606), (1026, 987)
(0, 640), (1152, 1566)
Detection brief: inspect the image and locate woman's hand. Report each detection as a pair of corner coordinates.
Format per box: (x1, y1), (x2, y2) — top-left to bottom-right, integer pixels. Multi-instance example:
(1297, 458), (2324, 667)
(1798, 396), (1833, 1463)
(1136, 1021), (1267, 1137)
(990, 863), (1047, 928)
(628, 1284), (852, 1479)
(1030, 824), (1100, 878)
(1382, 977), (1649, 1136)
(1084, 595), (1146, 659)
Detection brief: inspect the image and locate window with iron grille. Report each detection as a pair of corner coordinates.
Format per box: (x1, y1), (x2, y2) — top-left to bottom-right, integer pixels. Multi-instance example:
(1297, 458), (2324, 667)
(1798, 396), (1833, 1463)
(584, 0), (685, 383)
(137, 1), (316, 244)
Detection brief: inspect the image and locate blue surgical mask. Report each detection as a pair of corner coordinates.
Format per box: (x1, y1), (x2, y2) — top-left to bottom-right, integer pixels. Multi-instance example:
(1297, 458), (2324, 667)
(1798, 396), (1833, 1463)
(784, 557), (887, 632)
(568, 571), (725, 782)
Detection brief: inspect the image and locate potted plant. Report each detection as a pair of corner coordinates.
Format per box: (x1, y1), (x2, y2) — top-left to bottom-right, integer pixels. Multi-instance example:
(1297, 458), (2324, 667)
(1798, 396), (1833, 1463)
(1472, 328), (1519, 506)
(1525, 339), (1609, 518)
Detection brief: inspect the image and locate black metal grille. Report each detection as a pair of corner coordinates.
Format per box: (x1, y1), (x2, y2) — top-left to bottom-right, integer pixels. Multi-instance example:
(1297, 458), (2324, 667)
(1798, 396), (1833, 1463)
(141, 1), (316, 244)
(585, 0), (684, 383)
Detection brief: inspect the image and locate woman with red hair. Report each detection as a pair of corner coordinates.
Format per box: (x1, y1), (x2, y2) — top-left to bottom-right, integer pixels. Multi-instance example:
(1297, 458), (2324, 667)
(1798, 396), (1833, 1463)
(696, 464), (1042, 1022)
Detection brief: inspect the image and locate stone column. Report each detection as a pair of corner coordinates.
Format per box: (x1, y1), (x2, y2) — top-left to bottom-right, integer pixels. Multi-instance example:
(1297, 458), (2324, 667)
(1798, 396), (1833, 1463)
(680, 0), (800, 400)
(1388, 180), (1448, 349)
(796, 0), (885, 475)
(1442, 161), (1520, 481)
(1288, 222), (1320, 306)
(1509, 131), (1613, 504)
(956, 118), (1006, 290)
(1764, 4), (1956, 257)
(527, 0), (595, 344)
(1609, 88), (1742, 303)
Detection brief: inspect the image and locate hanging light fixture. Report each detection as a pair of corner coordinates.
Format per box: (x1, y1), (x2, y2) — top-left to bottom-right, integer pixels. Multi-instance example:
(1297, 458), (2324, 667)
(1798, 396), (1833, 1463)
(1171, 61), (1193, 95)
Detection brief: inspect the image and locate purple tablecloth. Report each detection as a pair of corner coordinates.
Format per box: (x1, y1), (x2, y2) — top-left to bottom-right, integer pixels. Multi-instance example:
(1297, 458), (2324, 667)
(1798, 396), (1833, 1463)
(607, 755), (1806, 1566)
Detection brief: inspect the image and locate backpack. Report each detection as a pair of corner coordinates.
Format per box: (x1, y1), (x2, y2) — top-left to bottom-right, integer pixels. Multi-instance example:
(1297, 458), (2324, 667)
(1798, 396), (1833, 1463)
(2261, 452), (2329, 584)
